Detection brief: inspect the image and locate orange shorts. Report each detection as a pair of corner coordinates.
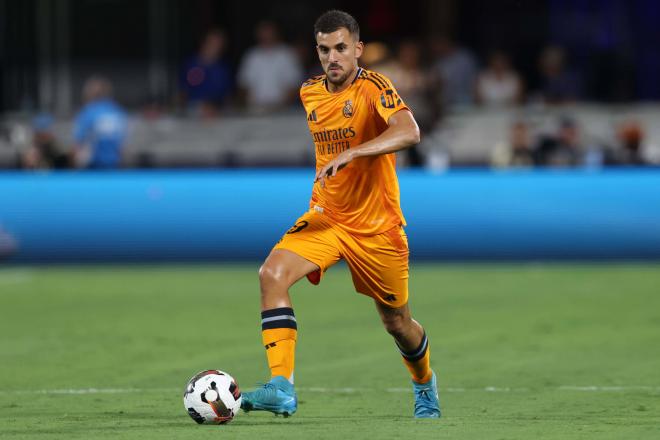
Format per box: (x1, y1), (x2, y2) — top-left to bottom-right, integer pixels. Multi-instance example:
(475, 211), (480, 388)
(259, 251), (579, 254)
(273, 209), (409, 308)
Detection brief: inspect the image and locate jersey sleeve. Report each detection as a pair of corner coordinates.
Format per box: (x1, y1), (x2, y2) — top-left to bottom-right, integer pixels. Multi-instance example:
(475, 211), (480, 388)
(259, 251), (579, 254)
(366, 72), (410, 124)
(299, 75), (324, 111)
(299, 84), (309, 113)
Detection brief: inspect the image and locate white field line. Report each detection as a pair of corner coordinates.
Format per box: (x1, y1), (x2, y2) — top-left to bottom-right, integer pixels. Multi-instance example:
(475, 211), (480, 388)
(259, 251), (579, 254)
(0, 388), (176, 395)
(558, 385), (660, 392)
(1, 385), (659, 396)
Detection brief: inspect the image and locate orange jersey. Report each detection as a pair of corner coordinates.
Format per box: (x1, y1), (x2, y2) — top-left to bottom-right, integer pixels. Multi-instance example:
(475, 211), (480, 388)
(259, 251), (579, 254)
(300, 68), (410, 235)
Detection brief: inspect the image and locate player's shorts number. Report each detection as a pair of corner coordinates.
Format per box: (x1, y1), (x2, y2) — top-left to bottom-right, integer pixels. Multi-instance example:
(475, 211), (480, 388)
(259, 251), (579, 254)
(286, 221), (309, 234)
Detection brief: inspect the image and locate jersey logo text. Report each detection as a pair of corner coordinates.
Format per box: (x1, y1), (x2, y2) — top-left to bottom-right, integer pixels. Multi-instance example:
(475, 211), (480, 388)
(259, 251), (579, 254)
(380, 89), (401, 109)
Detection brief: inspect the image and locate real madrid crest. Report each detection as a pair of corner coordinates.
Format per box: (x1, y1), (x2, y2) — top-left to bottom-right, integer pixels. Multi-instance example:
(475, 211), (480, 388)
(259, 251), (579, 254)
(342, 99), (353, 118)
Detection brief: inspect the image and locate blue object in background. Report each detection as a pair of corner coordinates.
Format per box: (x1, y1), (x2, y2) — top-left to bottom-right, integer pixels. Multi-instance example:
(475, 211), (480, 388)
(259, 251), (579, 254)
(73, 99), (128, 168)
(180, 56), (233, 104)
(0, 169), (659, 263)
(32, 113), (55, 133)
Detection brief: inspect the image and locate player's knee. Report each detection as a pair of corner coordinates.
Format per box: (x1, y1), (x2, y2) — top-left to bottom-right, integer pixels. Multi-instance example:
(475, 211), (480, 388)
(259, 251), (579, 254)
(258, 263), (276, 288)
(382, 314), (409, 339)
(258, 261), (290, 290)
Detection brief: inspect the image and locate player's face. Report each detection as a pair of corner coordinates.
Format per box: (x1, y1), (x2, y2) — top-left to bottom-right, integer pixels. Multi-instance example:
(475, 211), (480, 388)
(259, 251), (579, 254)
(316, 28), (363, 88)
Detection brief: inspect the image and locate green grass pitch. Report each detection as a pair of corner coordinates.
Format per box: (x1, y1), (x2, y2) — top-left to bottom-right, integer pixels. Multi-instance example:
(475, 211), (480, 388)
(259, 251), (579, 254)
(1, 263), (659, 439)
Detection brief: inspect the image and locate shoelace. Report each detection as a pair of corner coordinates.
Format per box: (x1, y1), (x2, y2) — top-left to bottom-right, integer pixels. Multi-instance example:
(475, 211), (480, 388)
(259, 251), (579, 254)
(415, 389), (436, 411)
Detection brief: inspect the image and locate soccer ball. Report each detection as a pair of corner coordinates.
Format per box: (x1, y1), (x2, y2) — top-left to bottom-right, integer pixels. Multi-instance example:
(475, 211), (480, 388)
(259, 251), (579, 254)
(183, 370), (242, 424)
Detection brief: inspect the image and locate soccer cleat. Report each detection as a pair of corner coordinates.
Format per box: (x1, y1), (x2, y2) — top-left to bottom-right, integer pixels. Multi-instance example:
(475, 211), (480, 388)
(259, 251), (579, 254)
(240, 376), (297, 417)
(412, 371), (441, 418)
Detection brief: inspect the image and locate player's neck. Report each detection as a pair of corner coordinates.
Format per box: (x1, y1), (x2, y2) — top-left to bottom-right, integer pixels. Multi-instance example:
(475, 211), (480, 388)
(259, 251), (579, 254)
(327, 66), (359, 94)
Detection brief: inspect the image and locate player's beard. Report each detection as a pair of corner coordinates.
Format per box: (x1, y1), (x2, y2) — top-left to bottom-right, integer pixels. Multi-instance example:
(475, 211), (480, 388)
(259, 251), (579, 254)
(326, 65), (352, 86)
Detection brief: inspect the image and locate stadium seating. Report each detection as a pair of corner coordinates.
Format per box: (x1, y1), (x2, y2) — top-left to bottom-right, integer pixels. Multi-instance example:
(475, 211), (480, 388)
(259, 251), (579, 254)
(2, 105), (660, 168)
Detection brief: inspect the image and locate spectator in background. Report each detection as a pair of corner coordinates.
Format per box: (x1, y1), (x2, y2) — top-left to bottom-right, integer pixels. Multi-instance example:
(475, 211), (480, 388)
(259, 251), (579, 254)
(537, 45), (582, 104)
(179, 29), (233, 117)
(72, 76), (127, 169)
(358, 41), (390, 70)
(476, 51), (523, 107)
(379, 40), (434, 130)
(429, 35), (478, 110)
(293, 38), (324, 79)
(534, 116), (601, 167)
(491, 120), (534, 168)
(377, 40), (432, 166)
(237, 21), (303, 113)
(22, 113), (69, 169)
(609, 121), (648, 166)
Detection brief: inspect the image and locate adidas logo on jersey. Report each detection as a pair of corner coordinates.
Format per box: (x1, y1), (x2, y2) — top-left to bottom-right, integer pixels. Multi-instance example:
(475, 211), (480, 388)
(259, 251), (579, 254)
(307, 109), (318, 122)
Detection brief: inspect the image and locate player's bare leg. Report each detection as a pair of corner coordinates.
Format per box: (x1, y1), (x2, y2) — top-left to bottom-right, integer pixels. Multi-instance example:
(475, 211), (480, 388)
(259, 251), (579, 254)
(375, 301), (441, 418)
(375, 302), (425, 352)
(241, 249), (319, 416)
(259, 249), (319, 310)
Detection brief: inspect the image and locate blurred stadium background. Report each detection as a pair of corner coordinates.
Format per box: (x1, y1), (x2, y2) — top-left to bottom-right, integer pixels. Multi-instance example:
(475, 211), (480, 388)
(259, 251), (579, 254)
(1, 0), (659, 261)
(1, 1), (660, 438)
(2, 0), (660, 171)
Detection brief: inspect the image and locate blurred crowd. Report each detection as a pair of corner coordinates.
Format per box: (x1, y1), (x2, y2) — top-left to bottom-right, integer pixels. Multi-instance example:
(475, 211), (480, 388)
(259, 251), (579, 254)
(490, 117), (648, 168)
(173, 25), (587, 119)
(16, 21), (657, 170)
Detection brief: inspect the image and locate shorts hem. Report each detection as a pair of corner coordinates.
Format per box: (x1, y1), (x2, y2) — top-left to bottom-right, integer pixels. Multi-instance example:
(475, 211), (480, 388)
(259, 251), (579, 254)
(272, 242), (326, 273)
(355, 287), (408, 309)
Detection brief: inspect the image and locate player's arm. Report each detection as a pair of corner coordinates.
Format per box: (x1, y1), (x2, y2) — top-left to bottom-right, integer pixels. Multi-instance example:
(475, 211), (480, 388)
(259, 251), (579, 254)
(348, 109), (420, 158)
(314, 109), (420, 186)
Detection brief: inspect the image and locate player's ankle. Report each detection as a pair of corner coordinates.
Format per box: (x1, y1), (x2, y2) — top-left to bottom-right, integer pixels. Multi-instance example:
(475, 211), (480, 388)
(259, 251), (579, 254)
(413, 370), (434, 385)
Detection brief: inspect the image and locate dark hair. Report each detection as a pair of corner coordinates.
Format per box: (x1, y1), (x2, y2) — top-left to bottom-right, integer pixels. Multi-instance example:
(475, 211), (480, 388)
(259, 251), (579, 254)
(314, 10), (359, 40)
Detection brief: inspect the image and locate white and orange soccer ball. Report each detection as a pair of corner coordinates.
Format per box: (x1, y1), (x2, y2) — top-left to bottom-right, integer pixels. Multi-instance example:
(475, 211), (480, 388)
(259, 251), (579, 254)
(183, 370), (242, 424)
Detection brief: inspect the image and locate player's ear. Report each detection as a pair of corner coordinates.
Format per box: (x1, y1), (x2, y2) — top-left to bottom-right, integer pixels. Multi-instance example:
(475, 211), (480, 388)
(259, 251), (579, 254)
(355, 41), (364, 59)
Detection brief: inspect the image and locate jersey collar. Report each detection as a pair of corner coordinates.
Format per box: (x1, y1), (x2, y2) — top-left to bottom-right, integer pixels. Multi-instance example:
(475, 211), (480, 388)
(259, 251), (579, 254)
(324, 67), (363, 93)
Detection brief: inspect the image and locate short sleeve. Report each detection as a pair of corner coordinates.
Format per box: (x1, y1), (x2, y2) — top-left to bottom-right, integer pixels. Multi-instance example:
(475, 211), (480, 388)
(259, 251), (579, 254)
(366, 72), (410, 124)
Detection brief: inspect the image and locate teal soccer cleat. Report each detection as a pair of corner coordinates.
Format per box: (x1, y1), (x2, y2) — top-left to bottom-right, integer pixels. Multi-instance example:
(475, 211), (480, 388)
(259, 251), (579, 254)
(412, 371), (441, 418)
(241, 376), (298, 417)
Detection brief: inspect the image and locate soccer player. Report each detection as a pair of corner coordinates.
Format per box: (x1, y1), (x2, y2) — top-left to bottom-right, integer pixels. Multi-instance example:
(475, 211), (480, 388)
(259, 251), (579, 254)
(241, 10), (441, 419)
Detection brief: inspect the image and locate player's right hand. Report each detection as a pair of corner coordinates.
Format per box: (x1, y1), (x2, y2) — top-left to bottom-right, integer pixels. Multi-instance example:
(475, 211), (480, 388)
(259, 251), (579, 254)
(314, 150), (353, 188)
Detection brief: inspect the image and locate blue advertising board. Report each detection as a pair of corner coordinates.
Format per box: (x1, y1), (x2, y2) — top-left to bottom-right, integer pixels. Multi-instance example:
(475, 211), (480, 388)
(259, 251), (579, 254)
(1, 169), (659, 262)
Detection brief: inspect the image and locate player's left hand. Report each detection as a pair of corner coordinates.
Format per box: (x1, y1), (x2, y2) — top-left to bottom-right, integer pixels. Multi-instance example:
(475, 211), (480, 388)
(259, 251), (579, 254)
(314, 150), (355, 188)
